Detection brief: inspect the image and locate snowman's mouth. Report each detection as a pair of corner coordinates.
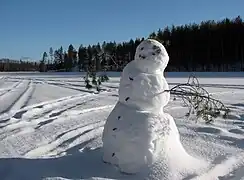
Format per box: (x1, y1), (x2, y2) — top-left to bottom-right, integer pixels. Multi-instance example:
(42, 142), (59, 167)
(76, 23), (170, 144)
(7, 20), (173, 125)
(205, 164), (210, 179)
(139, 54), (146, 59)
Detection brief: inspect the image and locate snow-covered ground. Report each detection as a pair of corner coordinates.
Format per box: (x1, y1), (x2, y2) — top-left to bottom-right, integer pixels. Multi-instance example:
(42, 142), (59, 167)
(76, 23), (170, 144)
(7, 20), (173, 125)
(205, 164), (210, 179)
(0, 72), (244, 180)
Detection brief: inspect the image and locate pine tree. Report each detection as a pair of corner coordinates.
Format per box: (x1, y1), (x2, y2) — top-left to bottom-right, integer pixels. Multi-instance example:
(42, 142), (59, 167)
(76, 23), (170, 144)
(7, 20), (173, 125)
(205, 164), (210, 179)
(64, 52), (69, 71)
(40, 52), (48, 72)
(67, 44), (75, 71)
(54, 46), (64, 70)
(49, 47), (54, 64)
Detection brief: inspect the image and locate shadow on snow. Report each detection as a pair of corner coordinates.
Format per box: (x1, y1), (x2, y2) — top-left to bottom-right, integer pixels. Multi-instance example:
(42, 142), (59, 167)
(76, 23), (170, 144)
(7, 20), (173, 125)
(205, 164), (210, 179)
(0, 146), (138, 180)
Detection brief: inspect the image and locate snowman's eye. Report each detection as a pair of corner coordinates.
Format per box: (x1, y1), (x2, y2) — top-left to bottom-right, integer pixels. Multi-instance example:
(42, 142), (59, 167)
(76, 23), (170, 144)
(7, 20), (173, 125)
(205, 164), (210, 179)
(152, 45), (158, 50)
(140, 47), (144, 50)
(152, 52), (156, 55)
(156, 49), (161, 53)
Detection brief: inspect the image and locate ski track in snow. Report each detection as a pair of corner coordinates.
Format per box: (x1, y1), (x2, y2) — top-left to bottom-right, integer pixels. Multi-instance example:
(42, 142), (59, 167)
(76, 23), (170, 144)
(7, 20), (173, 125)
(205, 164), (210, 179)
(0, 74), (244, 180)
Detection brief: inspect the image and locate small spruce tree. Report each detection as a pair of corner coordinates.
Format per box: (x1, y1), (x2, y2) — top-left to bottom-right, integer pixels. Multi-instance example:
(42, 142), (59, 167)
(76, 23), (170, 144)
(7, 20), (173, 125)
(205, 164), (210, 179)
(83, 47), (111, 92)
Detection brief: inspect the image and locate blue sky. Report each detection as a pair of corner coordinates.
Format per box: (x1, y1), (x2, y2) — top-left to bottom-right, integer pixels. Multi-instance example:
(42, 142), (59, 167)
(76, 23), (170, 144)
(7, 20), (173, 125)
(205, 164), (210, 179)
(0, 0), (243, 61)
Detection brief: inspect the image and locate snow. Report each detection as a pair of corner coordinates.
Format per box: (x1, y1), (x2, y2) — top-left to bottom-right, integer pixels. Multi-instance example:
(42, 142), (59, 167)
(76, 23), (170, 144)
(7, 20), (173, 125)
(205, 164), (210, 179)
(0, 71), (244, 179)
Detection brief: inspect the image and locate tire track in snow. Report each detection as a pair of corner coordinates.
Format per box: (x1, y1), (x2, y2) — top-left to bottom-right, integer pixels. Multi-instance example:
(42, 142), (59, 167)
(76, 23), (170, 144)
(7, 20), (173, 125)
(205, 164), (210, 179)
(0, 76), (6, 88)
(0, 94), (96, 131)
(33, 98), (99, 129)
(8, 81), (33, 112)
(21, 93), (91, 110)
(18, 93), (98, 121)
(0, 93), (94, 127)
(24, 120), (105, 157)
(45, 80), (95, 93)
(44, 126), (103, 157)
(0, 105), (110, 158)
(0, 97), (112, 140)
(19, 90), (110, 112)
(55, 121), (103, 140)
(0, 80), (29, 115)
(45, 80), (112, 94)
(1, 104), (112, 139)
(21, 82), (36, 109)
(10, 90), (111, 123)
(0, 81), (35, 126)
(0, 80), (23, 98)
(0, 91), (113, 155)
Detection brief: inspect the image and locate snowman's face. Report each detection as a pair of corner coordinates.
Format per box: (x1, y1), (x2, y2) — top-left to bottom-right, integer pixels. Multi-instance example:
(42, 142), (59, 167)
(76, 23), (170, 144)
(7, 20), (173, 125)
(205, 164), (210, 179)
(134, 39), (169, 73)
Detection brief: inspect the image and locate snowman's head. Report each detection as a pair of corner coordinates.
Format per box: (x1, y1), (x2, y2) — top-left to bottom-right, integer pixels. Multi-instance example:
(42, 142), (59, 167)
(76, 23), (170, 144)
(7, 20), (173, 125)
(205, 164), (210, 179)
(134, 39), (169, 73)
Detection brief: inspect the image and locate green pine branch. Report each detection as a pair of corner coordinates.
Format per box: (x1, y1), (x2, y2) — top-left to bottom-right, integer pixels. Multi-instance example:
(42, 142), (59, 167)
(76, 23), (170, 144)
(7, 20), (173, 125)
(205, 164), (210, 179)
(165, 75), (230, 123)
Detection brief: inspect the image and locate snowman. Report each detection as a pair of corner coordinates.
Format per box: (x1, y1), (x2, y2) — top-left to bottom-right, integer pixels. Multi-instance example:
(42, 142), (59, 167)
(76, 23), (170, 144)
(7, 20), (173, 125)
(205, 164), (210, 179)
(102, 39), (207, 175)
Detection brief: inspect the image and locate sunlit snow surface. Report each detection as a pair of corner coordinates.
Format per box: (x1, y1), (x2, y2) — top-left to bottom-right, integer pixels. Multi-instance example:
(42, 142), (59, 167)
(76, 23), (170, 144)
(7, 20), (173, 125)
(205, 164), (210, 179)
(0, 72), (244, 180)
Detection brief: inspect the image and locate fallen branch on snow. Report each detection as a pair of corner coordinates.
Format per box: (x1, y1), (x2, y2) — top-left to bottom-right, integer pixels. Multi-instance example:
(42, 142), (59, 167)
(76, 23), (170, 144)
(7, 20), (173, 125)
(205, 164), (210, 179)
(164, 75), (230, 123)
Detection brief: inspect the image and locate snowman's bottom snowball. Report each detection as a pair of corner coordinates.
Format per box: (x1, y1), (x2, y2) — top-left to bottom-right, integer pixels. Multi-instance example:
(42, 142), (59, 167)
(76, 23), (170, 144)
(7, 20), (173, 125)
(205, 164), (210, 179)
(102, 102), (206, 174)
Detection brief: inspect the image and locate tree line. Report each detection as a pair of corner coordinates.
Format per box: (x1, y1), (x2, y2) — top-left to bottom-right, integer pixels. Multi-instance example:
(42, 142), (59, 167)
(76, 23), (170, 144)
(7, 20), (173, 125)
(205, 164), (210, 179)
(42, 16), (243, 72)
(0, 59), (39, 72)
(2, 16), (243, 72)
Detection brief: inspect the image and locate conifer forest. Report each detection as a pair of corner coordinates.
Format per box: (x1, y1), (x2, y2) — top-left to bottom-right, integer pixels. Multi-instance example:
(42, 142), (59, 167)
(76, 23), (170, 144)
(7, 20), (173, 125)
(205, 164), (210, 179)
(1, 16), (244, 72)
